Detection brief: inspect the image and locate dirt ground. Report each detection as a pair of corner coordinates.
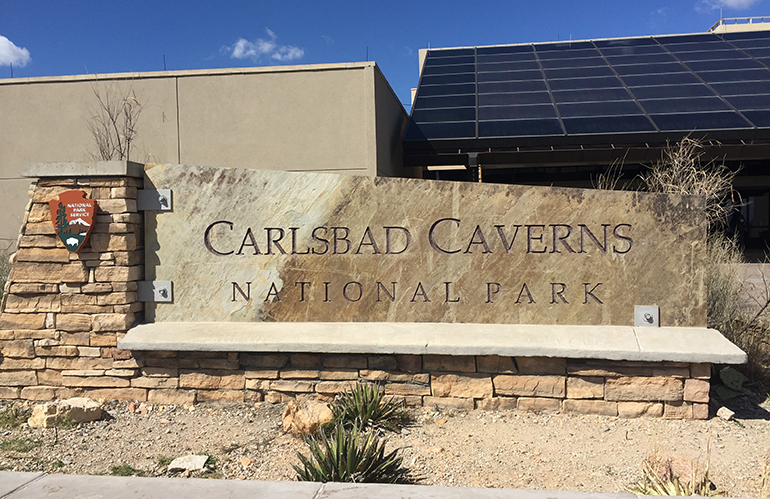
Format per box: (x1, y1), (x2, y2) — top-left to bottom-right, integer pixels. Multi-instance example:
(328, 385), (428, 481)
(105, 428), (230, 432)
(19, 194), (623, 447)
(1, 394), (769, 497)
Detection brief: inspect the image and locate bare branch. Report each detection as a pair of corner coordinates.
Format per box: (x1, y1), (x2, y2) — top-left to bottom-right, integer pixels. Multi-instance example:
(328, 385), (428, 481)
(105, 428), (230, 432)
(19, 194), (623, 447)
(86, 81), (143, 161)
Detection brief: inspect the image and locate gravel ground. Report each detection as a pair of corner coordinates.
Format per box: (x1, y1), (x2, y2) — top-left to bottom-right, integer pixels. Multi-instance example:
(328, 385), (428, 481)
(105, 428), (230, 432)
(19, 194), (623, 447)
(1, 396), (768, 496)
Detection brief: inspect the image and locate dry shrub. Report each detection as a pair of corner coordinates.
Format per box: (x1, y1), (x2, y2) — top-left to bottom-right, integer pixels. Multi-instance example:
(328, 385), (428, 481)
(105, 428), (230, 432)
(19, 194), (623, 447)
(629, 452), (715, 496)
(87, 81), (143, 162)
(639, 138), (770, 386)
(0, 246), (11, 302)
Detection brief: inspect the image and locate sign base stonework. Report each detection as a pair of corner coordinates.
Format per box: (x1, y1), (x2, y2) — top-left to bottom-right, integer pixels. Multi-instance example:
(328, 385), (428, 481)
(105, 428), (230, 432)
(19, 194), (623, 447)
(0, 162), (746, 419)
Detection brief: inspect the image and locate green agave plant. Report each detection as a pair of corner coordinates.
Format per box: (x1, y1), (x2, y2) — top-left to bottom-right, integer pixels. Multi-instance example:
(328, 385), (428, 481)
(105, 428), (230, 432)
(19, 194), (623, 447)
(330, 383), (408, 432)
(293, 422), (409, 483)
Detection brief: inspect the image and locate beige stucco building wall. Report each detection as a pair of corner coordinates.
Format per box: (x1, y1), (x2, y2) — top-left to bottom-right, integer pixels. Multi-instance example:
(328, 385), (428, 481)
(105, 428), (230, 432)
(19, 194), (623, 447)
(0, 62), (408, 244)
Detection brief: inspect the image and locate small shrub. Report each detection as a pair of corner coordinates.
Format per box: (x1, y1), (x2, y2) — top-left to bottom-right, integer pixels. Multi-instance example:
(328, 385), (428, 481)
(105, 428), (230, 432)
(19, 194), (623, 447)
(628, 453), (715, 496)
(293, 422), (409, 483)
(0, 406), (31, 429)
(330, 383), (408, 432)
(0, 437), (40, 453)
(109, 464), (144, 476)
(156, 456), (173, 467)
(0, 247), (10, 301)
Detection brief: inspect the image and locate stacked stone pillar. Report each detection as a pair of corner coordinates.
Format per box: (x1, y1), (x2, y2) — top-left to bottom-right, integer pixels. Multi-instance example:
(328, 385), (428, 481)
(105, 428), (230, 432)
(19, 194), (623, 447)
(0, 163), (144, 401)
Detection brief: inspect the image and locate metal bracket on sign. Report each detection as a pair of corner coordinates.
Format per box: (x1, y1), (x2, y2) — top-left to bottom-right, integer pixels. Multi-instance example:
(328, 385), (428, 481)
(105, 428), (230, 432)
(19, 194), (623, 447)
(138, 281), (173, 303)
(634, 305), (659, 327)
(137, 189), (172, 211)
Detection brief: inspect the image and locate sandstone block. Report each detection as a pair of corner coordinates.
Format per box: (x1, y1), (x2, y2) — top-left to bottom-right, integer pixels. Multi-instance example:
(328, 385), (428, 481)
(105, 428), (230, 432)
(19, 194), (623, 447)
(431, 373), (493, 398)
(92, 314), (134, 332)
(664, 401), (694, 419)
(62, 370), (105, 376)
(20, 386), (57, 400)
(422, 396), (474, 411)
(0, 358), (45, 370)
(493, 375), (566, 398)
(6, 329), (57, 340)
(46, 357), (113, 370)
(245, 379), (271, 390)
(516, 357), (566, 375)
(0, 313), (46, 329)
(279, 369), (320, 379)
(563, 399), (618, 417)
(179, 371), (244, 390)
(81, 283), (113, 294)
(652, 367), (691, 378)
(282, 397), (333, 434)
(617, 402), (664, 418)
(197, 390), (244, 402)
(396, 355), (421, 372)
(4, 295), (61, 313)
(141, 367), (178, 377)
(15, 248), (70, 263)
(24, 221), (56, 235)
(384, 382), (431, 396)
(96, 292), (137, 305)
(59, 332), (91, 346)
(368, 355), (398, 370)
(289, 354), (321, 368)
(240, 353), (288, 368)
(0, 387), (20, 399)
(90, 333), (118, 347)
(567, 377), (604, 399)
(476, 355), (517, 373)
(56, 314), (92, 331)
(423, 355), (475, 372)
(113, 359), (142, 369)
(319, 370), (359, 380)
(111, 187), (138, 198)
(1, 339), (35, 358)
(567, 361), (652, 377)
(95, 198), (136, 214)
(690, 363), (711, 379)
(11, 262), (88, 283)
(245, 391), (264, 403)
(197, 358), (239, 370)
(605, 377), (683, 402)
(270, 380), (315, 392)
(18, 235), (60, 249)
(322, 355), (367, 369)
(692, 403), (709, 420)
(35, 345), (78, 357)
(315, 381), (357, 394)
(28, 397), (103, 428)
(131, 377), (179, 389)
(9, 283), (59, 294)
(89, 234), (138, 252)
(83, 388), (147, 401)
(0, 370), (37, 386)
(475, 397), (518, 411)
(94, 265), (142, 282)
(243, 370), (279, 379)
(62, 376), (130, 388)
(104, 369), (135, 377)
(37, 369), (62, 386)
(517, 397), (562, 413)
(27, 203), (51, 222)
(148, 389), (195, 405)
(77, 346), (102, 357)
(684, 379), (710, 403)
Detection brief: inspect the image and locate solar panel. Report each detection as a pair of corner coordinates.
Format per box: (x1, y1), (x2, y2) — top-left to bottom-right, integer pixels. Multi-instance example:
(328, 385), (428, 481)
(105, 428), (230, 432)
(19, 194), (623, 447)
(404, 29), (770, 152)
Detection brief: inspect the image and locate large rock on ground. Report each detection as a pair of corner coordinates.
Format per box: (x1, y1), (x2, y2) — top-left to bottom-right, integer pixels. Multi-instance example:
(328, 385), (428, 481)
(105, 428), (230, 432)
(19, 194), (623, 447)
(28, 397), (102, 428)
(282, 396), (333, 435)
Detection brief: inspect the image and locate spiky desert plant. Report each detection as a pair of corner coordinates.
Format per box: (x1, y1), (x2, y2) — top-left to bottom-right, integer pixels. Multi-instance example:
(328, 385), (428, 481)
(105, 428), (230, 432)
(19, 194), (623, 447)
(293, 422), (409, 483)
(330, 383), (408, 432)
(628, 453), (714, 496)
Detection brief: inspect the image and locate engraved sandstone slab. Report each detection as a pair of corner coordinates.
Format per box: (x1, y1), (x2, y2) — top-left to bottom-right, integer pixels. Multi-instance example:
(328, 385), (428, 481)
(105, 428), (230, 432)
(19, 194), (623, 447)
(144, 164), (706, 326)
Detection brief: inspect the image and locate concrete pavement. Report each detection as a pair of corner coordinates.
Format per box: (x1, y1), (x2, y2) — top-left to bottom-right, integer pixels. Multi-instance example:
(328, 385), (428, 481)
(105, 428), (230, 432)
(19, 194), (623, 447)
(0, 471), (751, 499)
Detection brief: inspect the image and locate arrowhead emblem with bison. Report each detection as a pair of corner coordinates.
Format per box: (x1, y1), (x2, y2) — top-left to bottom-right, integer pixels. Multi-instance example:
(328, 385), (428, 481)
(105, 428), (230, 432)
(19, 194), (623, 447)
(49, 190), (96, 253)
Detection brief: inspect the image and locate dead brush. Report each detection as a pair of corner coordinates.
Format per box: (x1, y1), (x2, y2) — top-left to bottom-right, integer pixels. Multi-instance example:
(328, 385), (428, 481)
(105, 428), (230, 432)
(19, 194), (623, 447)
(628, 452), (715, 496)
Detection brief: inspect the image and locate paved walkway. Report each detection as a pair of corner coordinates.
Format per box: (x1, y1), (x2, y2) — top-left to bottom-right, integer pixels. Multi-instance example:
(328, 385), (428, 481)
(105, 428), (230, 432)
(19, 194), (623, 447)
(0, 471), (645, 499)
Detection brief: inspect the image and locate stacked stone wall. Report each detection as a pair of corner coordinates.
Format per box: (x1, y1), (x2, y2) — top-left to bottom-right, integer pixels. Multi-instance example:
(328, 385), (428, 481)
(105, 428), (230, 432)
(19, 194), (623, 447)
(0, 173), (711, 419)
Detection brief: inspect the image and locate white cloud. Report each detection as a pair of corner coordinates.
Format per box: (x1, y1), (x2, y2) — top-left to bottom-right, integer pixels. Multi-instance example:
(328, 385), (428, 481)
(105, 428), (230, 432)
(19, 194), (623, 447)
(227, 29), (304, 63)
(0, 35), (30, 67)
(696, 0), (763, 12)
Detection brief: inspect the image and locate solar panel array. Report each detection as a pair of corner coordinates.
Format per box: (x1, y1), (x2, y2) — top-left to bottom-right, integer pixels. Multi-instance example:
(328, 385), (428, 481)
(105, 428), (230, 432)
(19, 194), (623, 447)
(405, 30), (770, 147)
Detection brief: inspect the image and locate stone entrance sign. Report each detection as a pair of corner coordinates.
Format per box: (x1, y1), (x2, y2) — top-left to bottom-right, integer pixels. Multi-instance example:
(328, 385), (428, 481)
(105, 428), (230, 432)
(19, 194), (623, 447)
(144, 163), (705, 326)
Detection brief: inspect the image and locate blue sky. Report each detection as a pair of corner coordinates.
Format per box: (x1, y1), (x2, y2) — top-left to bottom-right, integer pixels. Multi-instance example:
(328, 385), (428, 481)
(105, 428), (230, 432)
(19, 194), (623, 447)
(1, 0), (768, 111)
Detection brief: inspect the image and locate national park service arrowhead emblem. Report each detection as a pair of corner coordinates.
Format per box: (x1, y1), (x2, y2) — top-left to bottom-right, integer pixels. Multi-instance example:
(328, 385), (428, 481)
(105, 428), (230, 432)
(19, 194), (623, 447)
(49, 190), (96, 253)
